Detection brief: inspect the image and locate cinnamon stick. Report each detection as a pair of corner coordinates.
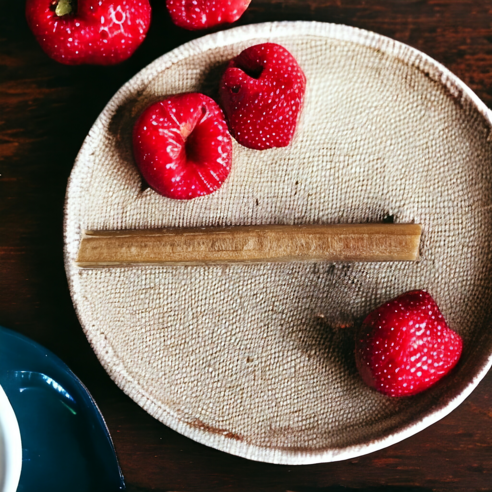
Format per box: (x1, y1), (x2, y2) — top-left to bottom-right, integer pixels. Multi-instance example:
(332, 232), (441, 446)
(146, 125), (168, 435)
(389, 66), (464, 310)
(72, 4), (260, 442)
(76, 224), (422, 267)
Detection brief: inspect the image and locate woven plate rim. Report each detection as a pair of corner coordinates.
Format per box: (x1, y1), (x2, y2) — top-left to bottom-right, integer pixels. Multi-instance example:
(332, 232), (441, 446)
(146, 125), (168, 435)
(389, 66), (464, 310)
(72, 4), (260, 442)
(64, 21), (492, 464)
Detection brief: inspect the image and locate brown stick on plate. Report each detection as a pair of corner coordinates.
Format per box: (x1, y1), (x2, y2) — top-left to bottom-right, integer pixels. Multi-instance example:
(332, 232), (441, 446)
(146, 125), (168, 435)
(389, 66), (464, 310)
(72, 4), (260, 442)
(76, 224), (422, 267)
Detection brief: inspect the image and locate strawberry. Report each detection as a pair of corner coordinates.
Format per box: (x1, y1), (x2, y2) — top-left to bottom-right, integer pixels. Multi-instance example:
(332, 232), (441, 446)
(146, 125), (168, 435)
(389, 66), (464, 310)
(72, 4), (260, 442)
(166, 0), (250, 30)
(219, 43), (306, 150)
(133, 93), (233, 200)
(25, 0), (151, 65)
(355, 290), (463, 397)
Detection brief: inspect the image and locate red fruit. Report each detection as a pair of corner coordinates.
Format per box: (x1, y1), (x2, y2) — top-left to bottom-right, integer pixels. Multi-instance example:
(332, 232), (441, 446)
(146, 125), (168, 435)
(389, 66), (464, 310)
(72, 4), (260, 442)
(355, 290), (463, 397)
(219, 43), (306, 150)
(26, 0), (151, 65)
(133, 93), (233, 200)
(166, 0), (250, 30)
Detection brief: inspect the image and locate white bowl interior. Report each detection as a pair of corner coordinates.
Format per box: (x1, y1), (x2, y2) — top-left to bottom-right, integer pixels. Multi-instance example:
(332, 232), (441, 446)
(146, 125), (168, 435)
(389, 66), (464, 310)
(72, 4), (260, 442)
(0, 385), (22, 492)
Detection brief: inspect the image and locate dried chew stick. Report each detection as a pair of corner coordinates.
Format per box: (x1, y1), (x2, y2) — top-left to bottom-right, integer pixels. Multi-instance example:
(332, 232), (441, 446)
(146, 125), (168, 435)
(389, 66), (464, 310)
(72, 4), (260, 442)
(76, 224), (422, 267)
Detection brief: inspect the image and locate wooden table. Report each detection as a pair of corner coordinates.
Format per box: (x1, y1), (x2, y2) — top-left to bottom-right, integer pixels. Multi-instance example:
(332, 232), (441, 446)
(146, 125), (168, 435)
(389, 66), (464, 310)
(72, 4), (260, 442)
(2, 1), (492, 490)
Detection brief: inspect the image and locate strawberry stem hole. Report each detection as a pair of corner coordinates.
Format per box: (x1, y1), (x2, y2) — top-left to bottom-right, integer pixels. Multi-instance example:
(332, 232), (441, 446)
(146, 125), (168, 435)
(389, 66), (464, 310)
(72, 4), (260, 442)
(240, 65), (263, 79)
(234, 56), (264, 80)
(184, 127), (201, 163)
(180, 105), (209, 164)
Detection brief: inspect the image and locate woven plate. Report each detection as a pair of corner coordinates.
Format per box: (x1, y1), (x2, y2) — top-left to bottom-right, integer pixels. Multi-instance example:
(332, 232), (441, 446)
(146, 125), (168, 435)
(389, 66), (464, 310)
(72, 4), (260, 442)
(64, 22), (492, 464)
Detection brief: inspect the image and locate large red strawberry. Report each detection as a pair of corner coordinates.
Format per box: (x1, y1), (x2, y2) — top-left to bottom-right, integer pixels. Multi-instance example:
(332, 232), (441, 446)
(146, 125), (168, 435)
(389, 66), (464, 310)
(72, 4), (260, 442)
(219, 43), (306, 150)
(166, 0), (250, 30)
(133, 93), (233, 200)
(26, 0), (151, 65)
(355, 290), (463, 397)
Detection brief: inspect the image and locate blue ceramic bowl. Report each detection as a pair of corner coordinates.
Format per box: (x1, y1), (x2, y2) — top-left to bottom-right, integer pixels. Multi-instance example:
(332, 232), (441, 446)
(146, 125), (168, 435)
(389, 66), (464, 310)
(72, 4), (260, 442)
(0, 327), (125, 492)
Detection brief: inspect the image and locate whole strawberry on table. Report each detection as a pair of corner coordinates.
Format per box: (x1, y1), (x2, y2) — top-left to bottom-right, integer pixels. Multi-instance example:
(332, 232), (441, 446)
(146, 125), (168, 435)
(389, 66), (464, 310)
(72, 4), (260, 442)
(26, 0), (151, 65)
(166, 0), (251, 30)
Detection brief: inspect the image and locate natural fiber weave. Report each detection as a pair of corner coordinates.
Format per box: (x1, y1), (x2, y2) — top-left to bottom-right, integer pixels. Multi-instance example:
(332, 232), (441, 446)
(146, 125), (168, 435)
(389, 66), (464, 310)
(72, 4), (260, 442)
(64, 22), (492, 464)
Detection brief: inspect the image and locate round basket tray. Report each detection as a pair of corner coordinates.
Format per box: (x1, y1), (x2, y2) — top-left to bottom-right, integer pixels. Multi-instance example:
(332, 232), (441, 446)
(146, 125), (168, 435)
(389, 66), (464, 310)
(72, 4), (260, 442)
(64, 21), (492, 464)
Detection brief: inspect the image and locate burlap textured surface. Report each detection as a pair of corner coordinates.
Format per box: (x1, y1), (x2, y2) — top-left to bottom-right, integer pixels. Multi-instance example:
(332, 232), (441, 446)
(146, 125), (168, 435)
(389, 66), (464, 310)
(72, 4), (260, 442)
(64, 22), (492, 464)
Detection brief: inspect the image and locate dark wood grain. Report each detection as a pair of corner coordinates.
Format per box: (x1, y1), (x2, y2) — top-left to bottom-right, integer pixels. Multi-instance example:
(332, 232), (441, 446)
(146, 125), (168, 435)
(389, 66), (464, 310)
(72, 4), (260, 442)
(2, 1), (492, 491)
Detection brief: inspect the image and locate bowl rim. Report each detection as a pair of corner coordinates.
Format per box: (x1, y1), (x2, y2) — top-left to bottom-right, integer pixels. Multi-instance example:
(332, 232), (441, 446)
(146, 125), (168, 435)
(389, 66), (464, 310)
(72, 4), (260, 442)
(64, 20), (492, 464)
